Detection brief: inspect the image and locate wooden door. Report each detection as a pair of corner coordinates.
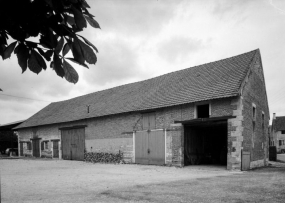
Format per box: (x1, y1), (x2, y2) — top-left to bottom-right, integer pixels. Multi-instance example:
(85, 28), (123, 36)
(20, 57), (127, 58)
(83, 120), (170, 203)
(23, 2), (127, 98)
(76, 128), (85, 161)
(53, 140), (59, 158)
(135, 130), (165, 165)
(135, 131), (149, 164)
(149, 130), (165, 165)
(61, 130), (71, 160)
(32, 139), (40, 157)
(20, 142), (23, 156)
(61, 128), (85, 161)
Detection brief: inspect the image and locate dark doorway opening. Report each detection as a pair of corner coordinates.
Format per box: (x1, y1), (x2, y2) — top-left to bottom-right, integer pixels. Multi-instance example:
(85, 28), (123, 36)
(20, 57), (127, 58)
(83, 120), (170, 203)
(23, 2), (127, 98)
(32, 138), (41, 157)
(184, 121), (227, 166)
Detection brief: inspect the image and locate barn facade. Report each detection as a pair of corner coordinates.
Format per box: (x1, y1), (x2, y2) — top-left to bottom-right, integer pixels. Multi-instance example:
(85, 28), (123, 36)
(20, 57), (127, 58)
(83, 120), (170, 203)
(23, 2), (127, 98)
(15, 49), (270, 170)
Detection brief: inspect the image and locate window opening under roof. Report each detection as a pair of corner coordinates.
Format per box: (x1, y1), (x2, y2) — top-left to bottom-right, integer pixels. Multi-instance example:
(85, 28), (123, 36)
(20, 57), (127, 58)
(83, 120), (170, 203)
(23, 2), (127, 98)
(197, 104), (209, 118)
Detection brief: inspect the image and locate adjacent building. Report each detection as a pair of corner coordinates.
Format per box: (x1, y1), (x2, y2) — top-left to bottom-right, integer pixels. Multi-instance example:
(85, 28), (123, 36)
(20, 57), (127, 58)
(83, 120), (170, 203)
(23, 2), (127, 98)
(14, 49), (270, 170)
(270, 114), (285, 153)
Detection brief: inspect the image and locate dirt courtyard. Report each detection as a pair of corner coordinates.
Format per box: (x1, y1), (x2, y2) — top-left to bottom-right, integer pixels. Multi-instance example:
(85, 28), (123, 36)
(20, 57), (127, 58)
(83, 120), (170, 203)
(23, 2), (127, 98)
(1, 159), (285, 203)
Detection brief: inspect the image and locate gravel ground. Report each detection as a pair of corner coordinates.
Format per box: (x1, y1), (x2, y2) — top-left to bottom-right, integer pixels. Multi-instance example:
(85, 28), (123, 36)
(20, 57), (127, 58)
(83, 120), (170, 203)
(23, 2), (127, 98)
(0, 159), (284, 203)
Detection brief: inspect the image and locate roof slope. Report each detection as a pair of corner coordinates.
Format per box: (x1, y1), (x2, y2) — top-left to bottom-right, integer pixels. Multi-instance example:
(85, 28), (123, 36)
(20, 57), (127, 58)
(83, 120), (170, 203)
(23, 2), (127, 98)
(0, 120), (25, 130)
(274, 116), (285, 131)
(16, 49), (258, 129)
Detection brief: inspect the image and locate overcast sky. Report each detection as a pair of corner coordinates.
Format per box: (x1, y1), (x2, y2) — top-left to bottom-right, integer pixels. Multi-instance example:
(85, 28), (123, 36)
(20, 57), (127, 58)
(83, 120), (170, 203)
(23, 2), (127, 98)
(0, 0), (285, 125)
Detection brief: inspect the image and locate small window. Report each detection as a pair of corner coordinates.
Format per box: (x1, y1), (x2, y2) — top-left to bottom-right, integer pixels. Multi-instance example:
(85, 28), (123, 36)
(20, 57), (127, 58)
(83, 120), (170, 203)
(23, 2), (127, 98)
(281, 130), (285, 134)
(197, 104), (210, 118)
(41, 141), (49, 151)
(279, 140), (282, 146)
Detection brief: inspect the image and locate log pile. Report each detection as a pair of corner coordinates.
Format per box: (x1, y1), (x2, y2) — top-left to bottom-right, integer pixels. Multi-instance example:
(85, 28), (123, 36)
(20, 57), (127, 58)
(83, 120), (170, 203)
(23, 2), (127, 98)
(84, 151), (125, 164)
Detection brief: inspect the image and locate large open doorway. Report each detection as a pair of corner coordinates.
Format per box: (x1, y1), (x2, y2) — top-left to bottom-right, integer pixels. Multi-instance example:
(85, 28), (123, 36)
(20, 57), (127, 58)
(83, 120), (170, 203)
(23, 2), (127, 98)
(184, 121), (227, 167)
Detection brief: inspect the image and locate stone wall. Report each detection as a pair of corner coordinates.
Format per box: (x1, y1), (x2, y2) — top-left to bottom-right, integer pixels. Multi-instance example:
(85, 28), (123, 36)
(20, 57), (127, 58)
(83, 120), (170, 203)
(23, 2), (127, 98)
(18, 96), (247, 168)
(227, 97), (244, 170)
(240, 51), (270, 168)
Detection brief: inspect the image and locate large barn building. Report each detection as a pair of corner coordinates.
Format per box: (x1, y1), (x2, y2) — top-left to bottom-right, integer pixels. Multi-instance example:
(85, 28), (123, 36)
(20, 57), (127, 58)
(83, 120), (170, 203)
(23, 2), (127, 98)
(15, 49), (269, 170)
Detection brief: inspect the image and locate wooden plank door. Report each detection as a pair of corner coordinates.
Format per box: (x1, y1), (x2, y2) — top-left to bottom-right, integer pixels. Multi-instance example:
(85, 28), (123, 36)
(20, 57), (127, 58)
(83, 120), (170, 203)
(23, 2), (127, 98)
(135, 131), (149, 164)
(61, 130), (71, 160)
(20, 142), (23, 156)
(53, 141), (59, 158)
(61, 128), (85, 161)
(32, 139), (40, 157)
(135, 130), (165, 165)
(70, 129), (77, 160)
(149, 130), (165, 165)
(76, 128), (85, 161)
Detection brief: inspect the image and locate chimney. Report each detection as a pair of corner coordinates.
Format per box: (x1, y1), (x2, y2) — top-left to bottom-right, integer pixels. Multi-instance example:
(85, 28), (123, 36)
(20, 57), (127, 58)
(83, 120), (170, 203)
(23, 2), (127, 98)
(273, 113), (276, 120)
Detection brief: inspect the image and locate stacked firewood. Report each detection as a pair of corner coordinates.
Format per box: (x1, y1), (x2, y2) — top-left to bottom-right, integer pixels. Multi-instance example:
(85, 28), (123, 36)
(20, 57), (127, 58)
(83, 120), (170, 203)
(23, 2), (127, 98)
(84, 151), (125, 164)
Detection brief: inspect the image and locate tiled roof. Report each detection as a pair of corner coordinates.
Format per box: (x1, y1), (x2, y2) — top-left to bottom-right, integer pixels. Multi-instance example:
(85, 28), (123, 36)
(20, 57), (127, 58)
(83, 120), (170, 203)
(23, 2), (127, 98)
(15, 49), (259, 129)
(274, 116), (285, 131)
(0, 119), (25, 130)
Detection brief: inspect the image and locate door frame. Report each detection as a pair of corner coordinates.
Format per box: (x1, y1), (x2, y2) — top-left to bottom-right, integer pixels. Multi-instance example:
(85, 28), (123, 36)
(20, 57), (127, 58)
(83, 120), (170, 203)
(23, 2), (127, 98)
(30, 138), (41, 157)
(51, 139), (60, 158)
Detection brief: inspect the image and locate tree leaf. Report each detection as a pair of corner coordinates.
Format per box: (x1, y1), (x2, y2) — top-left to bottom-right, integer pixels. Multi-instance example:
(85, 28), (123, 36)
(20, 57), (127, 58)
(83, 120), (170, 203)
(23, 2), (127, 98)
(72, 6), (87, 30)
(37, 48), (53, 61)
(83, 8), (95, 18)
(53, 54), (65, 78)
(65, 15), (76, 26)
(71, 38), (85, 64)
(44, 50), (53, 61)
(77, 38), (97, 64)
(3, 41), (17, 59)
(26, 41), (38, 48)
(14, 44), (20, 54)
(81, 0), (90, 8)
(84, 15), (100, 29)
(55, 37), (64, 54)
(78, 35), (98, 53)
(65, 57), (89, 69)
(44, 0), (53, 7)
(48, 29), (57, 49)
(28, 50), (42, 74)
(33, 50), (47, 70)
(16, 43), (30, 73)
(62, 43), (70, 56)
(39, 34), (53, 49)
(63, 59), (79, 84)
